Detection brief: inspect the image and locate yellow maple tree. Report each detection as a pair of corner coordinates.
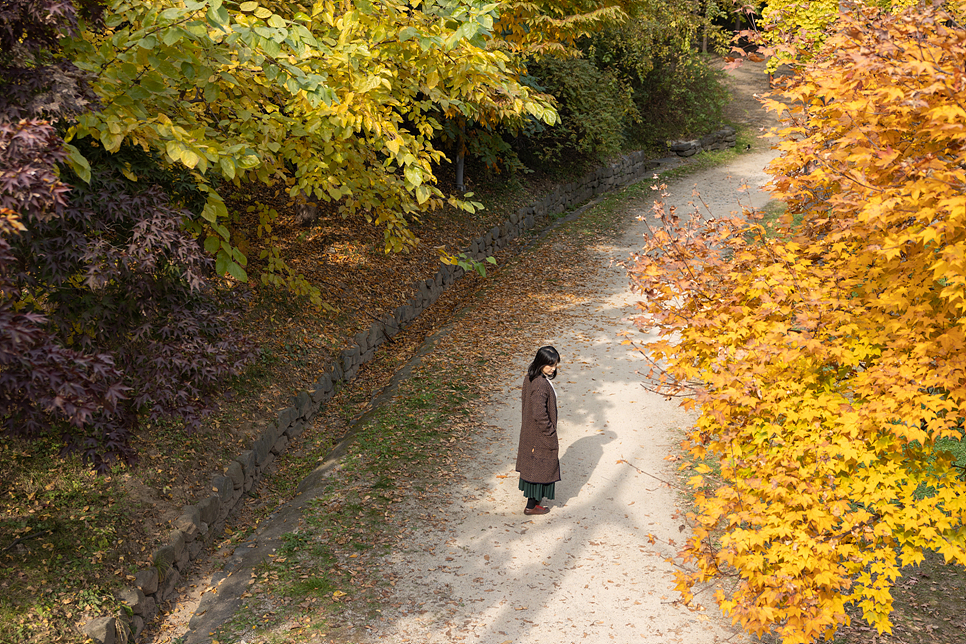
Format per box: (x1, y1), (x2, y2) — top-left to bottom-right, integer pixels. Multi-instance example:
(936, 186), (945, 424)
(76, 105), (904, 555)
(756, 0), (920, 71)
(627, 2), (966, 642)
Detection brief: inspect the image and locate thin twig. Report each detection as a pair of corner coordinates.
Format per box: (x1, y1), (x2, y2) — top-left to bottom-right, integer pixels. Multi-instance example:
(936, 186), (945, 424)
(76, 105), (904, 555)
(3, 530), (50, 552)
(617, 456), (680, 488)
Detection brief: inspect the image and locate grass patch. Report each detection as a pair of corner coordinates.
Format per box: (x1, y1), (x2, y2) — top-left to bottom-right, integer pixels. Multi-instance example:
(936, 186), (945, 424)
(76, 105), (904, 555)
(0, 440), (129, 644)
(666, 130), (757, 177)
(912, 431), (966, 500)
(936, 434), (966, 471)
(759, 199), (788, 230)
(212, 369), (477, 643)
(756, 198), (810, 241)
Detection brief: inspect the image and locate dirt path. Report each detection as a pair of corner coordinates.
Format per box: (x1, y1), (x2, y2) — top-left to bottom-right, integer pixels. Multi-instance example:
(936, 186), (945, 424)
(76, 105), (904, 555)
(359, 62), (783, 644)
(716, 59), (779, 135)
(362, 139), (778, 643)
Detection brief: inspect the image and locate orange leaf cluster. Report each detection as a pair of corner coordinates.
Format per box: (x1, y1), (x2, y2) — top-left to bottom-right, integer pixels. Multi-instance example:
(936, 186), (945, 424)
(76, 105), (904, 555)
(628, 2), (966, 642)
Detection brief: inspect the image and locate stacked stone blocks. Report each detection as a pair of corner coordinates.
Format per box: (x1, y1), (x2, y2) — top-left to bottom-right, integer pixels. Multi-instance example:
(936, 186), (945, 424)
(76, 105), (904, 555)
(668, 126), (738, 157)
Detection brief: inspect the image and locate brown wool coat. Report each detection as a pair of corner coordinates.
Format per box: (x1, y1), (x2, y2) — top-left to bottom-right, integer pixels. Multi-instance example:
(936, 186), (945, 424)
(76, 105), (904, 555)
(515, 374), (560, 484)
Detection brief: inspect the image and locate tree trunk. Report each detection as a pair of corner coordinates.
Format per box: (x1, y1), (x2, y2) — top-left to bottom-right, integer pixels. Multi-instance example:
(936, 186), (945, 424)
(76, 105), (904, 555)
(455, 120), (466, 193)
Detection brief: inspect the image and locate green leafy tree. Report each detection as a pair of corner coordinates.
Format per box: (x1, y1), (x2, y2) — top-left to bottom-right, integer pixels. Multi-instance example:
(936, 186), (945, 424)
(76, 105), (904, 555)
(63, 0), (558, 283)
(584, 2), (728, 144)
(519, 56), (636, 165)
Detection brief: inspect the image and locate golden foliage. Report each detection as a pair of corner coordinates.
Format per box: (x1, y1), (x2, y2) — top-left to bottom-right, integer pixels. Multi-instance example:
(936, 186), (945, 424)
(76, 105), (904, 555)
(758, 0), (921, 71)
(63, 0), (558, 280)
(628, 2), (966, 642)
(495, 0), (626, 57)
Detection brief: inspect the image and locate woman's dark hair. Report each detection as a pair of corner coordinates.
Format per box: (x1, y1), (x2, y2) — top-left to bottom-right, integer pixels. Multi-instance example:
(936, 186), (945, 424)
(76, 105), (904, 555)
(527, 345), (560, 381)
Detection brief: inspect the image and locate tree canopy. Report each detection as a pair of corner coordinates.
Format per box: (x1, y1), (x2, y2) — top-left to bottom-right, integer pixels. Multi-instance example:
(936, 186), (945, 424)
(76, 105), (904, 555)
(756, 0), (920, 70)
(0, 0), (728, 468)
(629, 1), (966, 641)
(63, 0), (559, 273)
(1, 0), (253, 470)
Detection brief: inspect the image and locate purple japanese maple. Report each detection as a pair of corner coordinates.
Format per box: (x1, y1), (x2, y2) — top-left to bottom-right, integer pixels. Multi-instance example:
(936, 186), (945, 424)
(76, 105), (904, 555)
(0, 0), (254, 472)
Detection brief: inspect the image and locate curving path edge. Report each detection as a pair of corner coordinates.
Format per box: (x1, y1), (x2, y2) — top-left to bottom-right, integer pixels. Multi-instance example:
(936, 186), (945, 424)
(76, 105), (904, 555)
(365, 148), (780, 644)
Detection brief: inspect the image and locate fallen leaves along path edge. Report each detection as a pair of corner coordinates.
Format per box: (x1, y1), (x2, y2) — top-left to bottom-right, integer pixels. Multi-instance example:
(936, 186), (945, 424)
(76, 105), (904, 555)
(361, 149), (780, 644)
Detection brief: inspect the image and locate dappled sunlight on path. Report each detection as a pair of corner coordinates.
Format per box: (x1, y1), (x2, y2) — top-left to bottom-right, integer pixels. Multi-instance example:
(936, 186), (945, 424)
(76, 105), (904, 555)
(366, 150), (778, 644)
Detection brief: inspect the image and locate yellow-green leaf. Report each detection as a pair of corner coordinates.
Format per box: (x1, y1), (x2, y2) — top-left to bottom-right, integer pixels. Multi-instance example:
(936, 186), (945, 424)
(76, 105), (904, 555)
(62, 143), (91, 184)
(179, 148), (201, 168)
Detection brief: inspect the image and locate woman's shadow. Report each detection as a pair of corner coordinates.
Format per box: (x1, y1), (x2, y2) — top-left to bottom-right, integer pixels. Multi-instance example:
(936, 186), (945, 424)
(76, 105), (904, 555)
(554, 430), (616, 506)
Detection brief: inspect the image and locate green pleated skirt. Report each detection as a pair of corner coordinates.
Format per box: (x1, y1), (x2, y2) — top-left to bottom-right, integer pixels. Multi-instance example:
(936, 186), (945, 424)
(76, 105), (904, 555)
(519, 477), (555, 501)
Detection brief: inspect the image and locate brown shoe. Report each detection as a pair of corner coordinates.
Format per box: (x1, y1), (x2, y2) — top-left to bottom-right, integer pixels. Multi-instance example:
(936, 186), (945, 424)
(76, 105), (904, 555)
(524, 505), (549, 515)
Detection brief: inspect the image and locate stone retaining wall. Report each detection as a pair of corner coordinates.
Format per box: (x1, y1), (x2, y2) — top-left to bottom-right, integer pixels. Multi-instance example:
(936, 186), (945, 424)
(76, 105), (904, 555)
(83, 127), (737, 644)
(668, 126), (738, 157)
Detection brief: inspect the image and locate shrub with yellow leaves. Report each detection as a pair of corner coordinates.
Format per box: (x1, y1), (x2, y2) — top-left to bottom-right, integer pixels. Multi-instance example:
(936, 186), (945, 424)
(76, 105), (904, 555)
(628, 2), (966, 642)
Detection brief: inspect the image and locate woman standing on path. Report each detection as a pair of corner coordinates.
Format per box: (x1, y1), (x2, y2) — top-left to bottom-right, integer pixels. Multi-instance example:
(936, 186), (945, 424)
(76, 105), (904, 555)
(516, 346), (561, 516)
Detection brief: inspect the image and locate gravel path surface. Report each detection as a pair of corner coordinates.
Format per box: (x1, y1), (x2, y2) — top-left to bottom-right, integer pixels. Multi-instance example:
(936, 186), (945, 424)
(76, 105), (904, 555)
(365, 147), (779, 644)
